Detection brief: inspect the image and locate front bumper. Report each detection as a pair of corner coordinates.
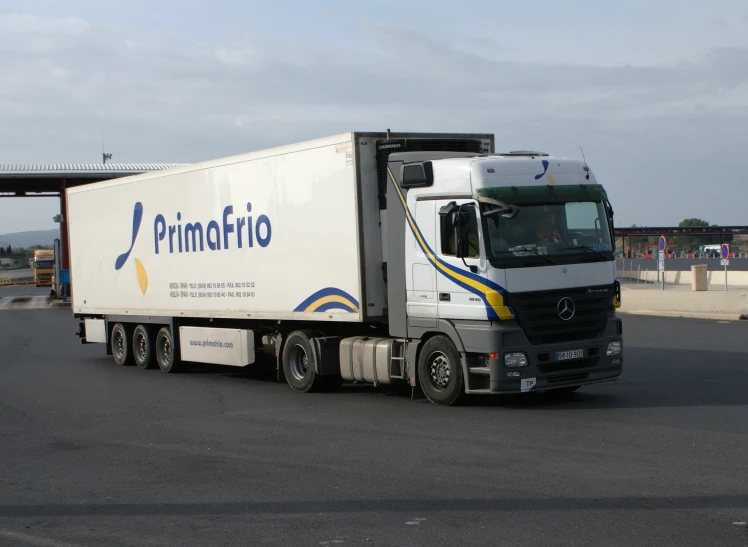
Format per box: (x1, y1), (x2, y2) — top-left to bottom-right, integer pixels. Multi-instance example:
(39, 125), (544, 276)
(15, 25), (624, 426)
(464, 314), (623, 394)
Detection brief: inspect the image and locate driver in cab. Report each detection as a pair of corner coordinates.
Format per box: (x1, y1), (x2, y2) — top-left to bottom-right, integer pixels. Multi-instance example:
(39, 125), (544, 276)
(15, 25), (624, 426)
(536, 211), (561, 242)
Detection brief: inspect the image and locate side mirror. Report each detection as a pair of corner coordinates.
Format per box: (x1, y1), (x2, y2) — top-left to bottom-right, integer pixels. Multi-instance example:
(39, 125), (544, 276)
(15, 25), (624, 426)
(501, 205), (520, 220)
(454, 212), (470, 258)
(480, 198), (520, 220)
(439, 201), (459, 217)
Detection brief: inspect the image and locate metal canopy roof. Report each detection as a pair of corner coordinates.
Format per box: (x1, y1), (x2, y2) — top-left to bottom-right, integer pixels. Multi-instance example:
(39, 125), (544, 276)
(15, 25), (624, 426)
(0, 163), (188, 195)
(0, 163), (185, 175)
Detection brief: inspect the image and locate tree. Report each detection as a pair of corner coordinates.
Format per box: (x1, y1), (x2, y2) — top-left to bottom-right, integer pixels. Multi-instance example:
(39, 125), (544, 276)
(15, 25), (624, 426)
(678, 218), (732, 251)
(0, 247), (4, 256)
(6, 245), (11, 255)
(679, 218), (709, 228)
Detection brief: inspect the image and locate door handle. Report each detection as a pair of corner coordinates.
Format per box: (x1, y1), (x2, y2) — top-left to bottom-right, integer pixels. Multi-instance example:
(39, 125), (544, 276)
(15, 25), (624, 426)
(439, 293), (451, 302)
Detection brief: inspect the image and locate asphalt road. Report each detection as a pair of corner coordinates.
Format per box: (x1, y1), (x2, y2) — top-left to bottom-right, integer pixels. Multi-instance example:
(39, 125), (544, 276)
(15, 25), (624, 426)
(1, 288), (747, 546)
(617, 258), (748, 271)
(0, 285), (39, 297)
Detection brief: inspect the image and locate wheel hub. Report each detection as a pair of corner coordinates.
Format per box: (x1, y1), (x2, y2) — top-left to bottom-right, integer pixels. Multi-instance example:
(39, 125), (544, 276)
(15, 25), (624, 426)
(114, 332), (124, 359)
(429, 352), (451, 391)
(289, 344), (309, 381)
(162, 338), (171, 363)
(137, 333), (146, 360)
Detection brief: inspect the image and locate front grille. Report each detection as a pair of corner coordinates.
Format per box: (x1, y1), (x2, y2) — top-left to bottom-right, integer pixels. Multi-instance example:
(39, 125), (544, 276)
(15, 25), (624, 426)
(376, 138), (485, 209)
(507, 285), (613, 346)
(538, 357), (599, 374)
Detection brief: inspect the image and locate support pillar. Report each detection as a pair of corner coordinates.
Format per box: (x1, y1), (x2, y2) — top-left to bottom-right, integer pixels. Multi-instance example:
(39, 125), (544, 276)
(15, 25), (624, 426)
(59, 179), (71, 300)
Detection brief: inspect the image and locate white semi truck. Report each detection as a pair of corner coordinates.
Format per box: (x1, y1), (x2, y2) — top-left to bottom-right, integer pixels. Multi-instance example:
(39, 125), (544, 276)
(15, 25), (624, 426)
(69, 131), (623, 405)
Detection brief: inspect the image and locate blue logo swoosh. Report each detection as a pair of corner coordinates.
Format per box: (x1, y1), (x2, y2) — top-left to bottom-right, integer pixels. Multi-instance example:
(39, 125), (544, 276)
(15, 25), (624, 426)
(115, 202), (143, 270)
(534, 160), (550, 180)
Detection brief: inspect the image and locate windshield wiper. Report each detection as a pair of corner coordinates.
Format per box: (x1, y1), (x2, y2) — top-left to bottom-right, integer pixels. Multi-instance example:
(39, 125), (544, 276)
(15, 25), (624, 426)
(492, 247), (558, 265)
(559, 245), (612, 260)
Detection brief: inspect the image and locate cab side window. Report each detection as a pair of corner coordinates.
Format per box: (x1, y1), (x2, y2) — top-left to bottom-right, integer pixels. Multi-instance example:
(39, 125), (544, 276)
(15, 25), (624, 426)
(440, 205), (480, 258)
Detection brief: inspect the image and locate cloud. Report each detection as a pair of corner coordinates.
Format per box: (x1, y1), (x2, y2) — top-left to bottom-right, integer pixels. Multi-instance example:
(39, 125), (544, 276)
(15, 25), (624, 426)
(2, 13), (746, 122)
(0, 12), (747, 227)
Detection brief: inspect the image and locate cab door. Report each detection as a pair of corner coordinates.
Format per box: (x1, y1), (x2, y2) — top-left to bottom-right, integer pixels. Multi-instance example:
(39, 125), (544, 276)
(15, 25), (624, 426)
(434, 199), (489, 320)
(406, 199), (438, 320)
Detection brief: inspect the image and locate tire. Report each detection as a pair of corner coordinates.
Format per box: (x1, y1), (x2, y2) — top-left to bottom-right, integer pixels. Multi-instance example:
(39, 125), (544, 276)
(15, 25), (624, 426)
(417, 336), (465, 406)
(111, 323), (133, 366)
(132, 325), (156, 370)
(155, 327), (182, 373)
(281, 331), (324, 393)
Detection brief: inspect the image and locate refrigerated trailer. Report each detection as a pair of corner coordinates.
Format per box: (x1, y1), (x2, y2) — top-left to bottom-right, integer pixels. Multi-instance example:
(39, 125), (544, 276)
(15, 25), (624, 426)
(70, 131), (623, 405)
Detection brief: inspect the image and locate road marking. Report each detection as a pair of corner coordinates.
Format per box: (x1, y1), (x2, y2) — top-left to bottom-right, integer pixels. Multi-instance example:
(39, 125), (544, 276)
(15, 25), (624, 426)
(0, 530), (80, 547)
(733, 521), (747, 525)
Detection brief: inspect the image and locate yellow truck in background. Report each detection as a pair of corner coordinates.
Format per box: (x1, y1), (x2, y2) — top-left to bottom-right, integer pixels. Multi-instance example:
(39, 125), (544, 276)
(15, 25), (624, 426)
(33, 249), (55, 286)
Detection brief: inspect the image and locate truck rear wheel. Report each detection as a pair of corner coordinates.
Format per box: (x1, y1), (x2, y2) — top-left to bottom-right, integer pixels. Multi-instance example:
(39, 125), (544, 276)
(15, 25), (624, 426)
(111, 323), (133, 366)
(417, 336), (465, 406)
(155, 327), (183, 373)
(282, 330), (325, 393)
(133, 325), (156, 370)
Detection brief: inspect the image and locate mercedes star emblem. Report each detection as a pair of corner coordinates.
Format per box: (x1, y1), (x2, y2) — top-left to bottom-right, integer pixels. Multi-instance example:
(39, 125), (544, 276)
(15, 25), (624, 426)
(557, 297), (575, 321)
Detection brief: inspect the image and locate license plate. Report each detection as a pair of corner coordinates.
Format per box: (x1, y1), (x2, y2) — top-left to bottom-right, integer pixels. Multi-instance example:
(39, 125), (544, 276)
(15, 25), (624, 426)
(555, 349), (584, 361)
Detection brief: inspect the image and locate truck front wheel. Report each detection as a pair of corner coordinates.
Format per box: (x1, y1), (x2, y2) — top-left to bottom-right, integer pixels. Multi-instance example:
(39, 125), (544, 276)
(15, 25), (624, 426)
(417, 336), (465, 406)
(155, 327), (183, 373)
(111, 323), (133, 366)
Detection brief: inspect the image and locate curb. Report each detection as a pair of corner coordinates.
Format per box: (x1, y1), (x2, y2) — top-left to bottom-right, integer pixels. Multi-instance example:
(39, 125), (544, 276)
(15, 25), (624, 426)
(0, 281), (35, 287)
(620, 310), (746, 321)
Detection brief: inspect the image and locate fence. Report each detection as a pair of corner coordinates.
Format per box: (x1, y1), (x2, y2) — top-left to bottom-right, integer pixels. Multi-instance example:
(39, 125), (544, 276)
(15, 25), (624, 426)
(616, 259), (748, 287)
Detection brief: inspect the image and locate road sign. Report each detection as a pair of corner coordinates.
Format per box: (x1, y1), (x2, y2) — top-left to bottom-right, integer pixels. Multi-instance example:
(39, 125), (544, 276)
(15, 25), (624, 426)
(659, 236), (667, 252)
(721, 244), (730, 292)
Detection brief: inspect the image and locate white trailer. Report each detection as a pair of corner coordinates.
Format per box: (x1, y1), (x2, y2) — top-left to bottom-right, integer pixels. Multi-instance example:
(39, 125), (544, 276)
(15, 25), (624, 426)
(70, 131), (623, 405)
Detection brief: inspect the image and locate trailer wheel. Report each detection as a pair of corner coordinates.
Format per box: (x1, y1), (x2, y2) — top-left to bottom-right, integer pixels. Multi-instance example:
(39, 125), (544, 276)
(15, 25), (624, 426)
(282, 331), (324, 393)
(111, 323), (133, 366)
(133, 325), (156, 370)
(417, 336), (465, 406)
(155, 327), (183, 373)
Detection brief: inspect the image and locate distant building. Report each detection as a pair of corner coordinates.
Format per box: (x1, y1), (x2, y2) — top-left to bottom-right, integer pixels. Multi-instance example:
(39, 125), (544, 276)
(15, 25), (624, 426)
(0, 254), (27, 267)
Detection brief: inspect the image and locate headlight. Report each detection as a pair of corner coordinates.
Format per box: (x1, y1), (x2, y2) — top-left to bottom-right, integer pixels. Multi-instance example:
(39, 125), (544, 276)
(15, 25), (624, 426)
(504, 352), (528, 368)
(606, 341), (622, 356)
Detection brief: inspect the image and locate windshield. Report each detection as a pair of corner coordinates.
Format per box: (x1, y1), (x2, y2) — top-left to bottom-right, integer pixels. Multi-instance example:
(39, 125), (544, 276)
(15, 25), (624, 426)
(35, 261), (54, 269)
(479, 186), (614, 267)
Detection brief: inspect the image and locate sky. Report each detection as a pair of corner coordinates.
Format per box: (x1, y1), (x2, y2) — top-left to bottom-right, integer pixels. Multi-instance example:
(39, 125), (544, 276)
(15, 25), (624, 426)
(0, 0), (747, 234)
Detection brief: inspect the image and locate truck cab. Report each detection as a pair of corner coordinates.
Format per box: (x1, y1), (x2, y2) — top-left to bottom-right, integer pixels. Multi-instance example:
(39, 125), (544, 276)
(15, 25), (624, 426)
(386, 151), (622, 402)
(33, 249), (55, 287)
